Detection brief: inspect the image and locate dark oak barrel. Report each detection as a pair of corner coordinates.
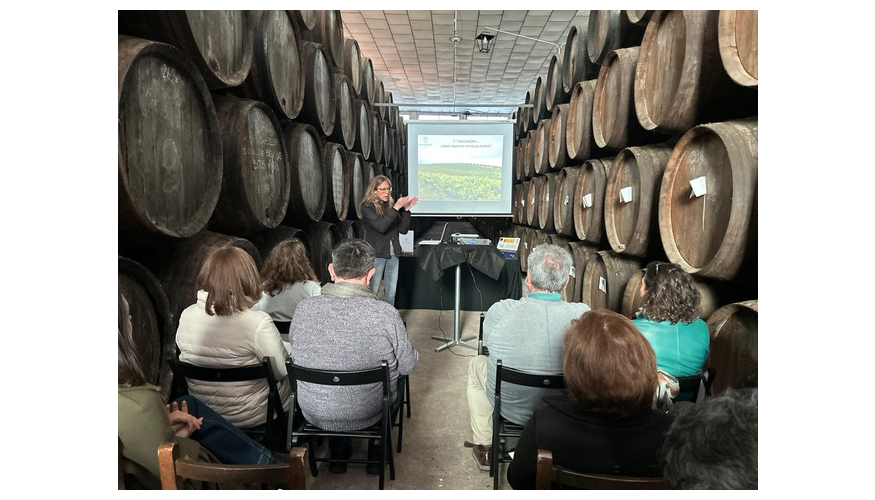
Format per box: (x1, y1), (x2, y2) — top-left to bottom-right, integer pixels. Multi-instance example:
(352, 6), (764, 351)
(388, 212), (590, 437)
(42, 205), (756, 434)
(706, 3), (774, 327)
(237, 11), (304, 120)
(118, 36), (222, 241)
(707, 300), (758, 394)
(586, 10), (645, 65)
(532, 76), (551, 123)
(155, 231), (262, 331)
(307, 221), (342, 284)
(387, 92), (397, 128)
(208, 95), (290, 235)
(354, 99), (372, 158)
(518, 181), (531, 225)
(533, 119), (552, 175)
(327, 73), (356, 150)
(289, 10), (318, 34)
(252, 225), (312, 271)
(635, 11), (758, 134)
(370, 110), (383, 163)
(282, 121), (326, 225)
(515, 139), (527, 181)
(512, 184), (521, 224)
(719, 10), (758, 87)
(346, 150), (365, 220)
(626, 10), (654, 26)
(118, 256), (175, 399)
(562, 25), (600, 95)
(363, 161), (378, 193)
(521, 90), (534, 137)
(548, 104), (570, 170)
(604, 143), (674, 257)
(573, 157), (613, 243)
(545, 53), (569, 110)
(118, 11), (254, 89)
(537, 173), (559, 232)
(322, 141), (350, 222)
(373, 79), (386, 119)
(582, 250), (641, 311)
(343, 38), (363, 95)
(526, 177), (541, 228)
(658, 119), (757, 280)
(310, 10), (343, 68)
(299, 40), (336, 136)
(621, 269), (719, 320)
(567, 242), (600, 303)
(552, 165), (581, 236)
(566, 80), (599, 162)
(360, 57), (375, 104)
(381, 119), (391, 166)
(593, 46), (656, 151)
(338, 219), (359, 241)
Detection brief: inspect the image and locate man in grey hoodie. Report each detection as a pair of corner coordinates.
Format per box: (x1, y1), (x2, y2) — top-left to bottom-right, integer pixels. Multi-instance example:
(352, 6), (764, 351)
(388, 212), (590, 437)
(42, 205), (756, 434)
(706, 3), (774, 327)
(290, 238), (419, 473)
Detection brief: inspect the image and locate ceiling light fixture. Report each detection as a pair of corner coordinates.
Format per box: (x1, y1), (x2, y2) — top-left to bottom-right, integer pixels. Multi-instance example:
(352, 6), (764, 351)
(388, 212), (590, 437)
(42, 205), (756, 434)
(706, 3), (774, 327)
(483, 26), (564, 53)
(475, 32), (495, 53)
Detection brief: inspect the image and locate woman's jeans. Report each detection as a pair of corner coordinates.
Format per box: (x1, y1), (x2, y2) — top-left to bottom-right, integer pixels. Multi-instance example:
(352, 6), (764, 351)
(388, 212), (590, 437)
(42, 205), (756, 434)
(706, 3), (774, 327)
(174, 395), (273, 465)
(370, 255), (399, 306)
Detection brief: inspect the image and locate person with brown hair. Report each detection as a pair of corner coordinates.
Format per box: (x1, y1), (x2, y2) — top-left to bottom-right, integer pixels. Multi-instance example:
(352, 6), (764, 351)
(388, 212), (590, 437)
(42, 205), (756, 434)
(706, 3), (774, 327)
(632, 261), (710, 377)
(252, 239), (321, 321)
(506, 309), (673, 489)
(360, 175), (417, 306)
(175, 246), (291, 429)
(119, 293), (280, 489)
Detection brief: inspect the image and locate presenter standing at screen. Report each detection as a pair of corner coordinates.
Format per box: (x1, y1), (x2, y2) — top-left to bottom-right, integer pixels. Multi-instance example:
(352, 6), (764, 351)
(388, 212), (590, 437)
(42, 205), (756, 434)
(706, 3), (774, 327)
(361, 175), (418, 306)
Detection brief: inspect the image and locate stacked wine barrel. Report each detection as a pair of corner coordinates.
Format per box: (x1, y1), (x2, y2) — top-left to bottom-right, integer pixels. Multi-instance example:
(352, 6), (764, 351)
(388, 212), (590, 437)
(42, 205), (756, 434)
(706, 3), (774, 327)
(502, 10), (757, 394)
(118, 10), (409, 388)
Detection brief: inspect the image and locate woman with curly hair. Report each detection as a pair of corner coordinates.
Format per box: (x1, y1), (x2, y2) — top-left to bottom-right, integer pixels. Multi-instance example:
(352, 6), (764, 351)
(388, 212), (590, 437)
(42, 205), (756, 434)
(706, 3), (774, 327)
(632, 261), (710, 377)
(252, 239), (321, 321)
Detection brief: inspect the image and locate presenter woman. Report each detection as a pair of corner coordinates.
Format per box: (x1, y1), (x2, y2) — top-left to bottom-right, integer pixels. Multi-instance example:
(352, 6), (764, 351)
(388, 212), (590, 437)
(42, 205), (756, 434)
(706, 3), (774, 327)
(361, 175), (418, 306)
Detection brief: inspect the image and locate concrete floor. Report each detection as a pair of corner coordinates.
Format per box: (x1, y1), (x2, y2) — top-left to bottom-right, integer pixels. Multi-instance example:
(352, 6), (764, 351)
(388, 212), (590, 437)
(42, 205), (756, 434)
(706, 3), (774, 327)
(298, 308), (513, 490)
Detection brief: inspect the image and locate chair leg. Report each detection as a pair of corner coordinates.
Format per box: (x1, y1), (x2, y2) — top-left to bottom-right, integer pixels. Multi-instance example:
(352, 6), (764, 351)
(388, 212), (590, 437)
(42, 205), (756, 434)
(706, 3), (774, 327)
(387, 432), (396, 481)
(305, 439), (319, 478)
(405, 375), (412, 418)
(396, 405), (404, 453)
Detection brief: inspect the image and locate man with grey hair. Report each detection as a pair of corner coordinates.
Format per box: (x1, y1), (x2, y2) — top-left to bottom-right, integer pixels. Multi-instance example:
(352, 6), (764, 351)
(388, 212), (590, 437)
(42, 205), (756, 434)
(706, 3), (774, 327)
(465, 244), (590, 471)
(290, 238), (419, 474)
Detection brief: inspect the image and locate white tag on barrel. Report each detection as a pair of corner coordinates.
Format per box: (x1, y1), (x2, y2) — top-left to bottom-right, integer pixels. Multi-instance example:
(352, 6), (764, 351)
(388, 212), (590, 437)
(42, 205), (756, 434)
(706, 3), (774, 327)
(599, 277), (607, 293)
(564, 195), (569, 206)
(620, 186), (633, 203)
(570, 266), (576, 277)
(582, 193), (593, 208)
(690, 176), (707, 198)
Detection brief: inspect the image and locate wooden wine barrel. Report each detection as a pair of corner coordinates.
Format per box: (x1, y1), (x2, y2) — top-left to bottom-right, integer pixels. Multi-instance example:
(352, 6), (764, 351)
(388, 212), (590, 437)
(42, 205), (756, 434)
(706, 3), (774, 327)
(208, 95), (290, 235)
(118, 256), (175, 398)
(533, 119), (552, 175)
(626, 10), (654, 26)
(548, 104), (570, 170)
(563, 25), (600, 95)
(363, 161), (378, 191)
(346, 151), (365, 220)
(518, 227), (531, 273)
(512, 184), (520, 224)
(518, 181), (531, 225)
(307, 221), (342, 284)
(565, 80), (599, 162)
(360, 57), (375, 104)
(354, 99), (372, 158)
(718, 10), (758, 87)
(707, 300), (758, 394)
(327, 73), (356, 150)
(381, 120), (391, 166)
(299, 40), (336, 136)
(338, 219), (359, 241)
(321, 141), (350, 222)
(282, 121), (326, 225)
(515, 139), (527, 181)
(118, 11), (254, 89)
(567, 242), (600, 303)
(526, 177), (541, 228)
(545, 53), (569, 110)
(520, 91), (533, 137)
(604, 143), (674, 257)
(658, 119), (757, 280)
(373, 80), (386, 119)
(343, 38), (362, 95)
(581, 250), (641, 311)
(635, 11), (758, 134)
(252, 225), (312, 271)
(118, 36), (223, 241)
(310, 10), (343, 68)
(155, 231), (262, 331)
(586, 10), (646, 65)
(237, 11), (304, 120)
(387, 92), (397, 127)
(573, 157), (613, 243)
(289, 10), (318, 34)
(370, 110), (383, 163)
(532, 76), (551, 123)
(552, 165), (581, 236)
(537, 173), (559, 232)
(593, 46), (654, 151)
(621, 269), (719, 320)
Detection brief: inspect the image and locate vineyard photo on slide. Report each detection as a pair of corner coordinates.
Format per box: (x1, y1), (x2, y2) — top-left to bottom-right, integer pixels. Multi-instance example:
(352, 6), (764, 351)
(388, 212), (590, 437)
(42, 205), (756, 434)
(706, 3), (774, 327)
(417, 135), (503, 201)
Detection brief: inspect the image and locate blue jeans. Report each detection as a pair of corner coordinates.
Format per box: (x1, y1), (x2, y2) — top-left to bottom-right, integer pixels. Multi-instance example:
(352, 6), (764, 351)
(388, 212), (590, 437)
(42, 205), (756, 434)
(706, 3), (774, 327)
(175, 395), (273, 466)
(370, 255), (399, 306)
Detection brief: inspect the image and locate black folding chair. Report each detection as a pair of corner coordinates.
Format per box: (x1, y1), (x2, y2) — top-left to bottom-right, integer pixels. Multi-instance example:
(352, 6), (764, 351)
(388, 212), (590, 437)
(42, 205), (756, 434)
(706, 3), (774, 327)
(675, 368), (716, 403)
(285, 359), (396, 490)
(491, 359), (565, 490)
(535, 449), (668, 490)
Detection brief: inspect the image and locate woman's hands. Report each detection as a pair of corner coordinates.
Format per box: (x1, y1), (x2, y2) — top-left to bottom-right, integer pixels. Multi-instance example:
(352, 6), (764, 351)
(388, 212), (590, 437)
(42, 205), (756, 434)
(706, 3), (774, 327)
(393, 196), (419, 211)
(166, 400), (203, 438)
(404, 197), (419, 211)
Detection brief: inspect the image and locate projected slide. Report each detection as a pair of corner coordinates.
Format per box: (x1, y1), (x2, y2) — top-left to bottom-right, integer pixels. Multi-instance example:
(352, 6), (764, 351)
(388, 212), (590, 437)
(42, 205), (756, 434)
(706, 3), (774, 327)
(417, 135), (503, 201)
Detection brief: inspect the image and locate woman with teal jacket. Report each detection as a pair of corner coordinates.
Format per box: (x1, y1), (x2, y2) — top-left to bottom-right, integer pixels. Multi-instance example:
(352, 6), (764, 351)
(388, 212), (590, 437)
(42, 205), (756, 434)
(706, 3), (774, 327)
(631, 262), (710, 377)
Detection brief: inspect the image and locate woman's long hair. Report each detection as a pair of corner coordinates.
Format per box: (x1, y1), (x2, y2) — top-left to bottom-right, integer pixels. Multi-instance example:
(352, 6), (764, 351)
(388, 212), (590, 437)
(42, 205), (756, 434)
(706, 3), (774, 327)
(261, 239), (318, 296)
(196, 246), (261, 316)
(640, 261), (700, 324)
(118, 293), (147, 387)
(362, 175), (393, 216)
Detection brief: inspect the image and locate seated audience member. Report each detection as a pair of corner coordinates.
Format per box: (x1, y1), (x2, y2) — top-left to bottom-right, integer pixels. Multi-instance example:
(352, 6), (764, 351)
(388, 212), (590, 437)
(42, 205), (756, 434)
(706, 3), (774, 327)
(118, 293), (281, 489)
(467, 244), (590, 471)
(175, 246), (291, 429)
(632, 261), (710, 377)
(507, 309), (673, 489)
(662, 388), (758, 489)
(252, 239), (321, 321)
(289, 238), (419, 473)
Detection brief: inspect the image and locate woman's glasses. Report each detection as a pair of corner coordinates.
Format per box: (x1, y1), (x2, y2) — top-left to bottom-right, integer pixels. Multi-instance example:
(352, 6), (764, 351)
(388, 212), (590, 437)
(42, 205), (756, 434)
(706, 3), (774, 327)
(376, 187), (390, 192)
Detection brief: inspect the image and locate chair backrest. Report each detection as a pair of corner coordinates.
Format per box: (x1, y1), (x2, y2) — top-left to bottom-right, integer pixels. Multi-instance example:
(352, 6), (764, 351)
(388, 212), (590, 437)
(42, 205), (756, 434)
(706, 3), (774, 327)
(675, 368), (716, 403)
(477, 313), (486, 356)
(495, 359), (565, 393)
(535, 449), (668, 490)
(157, 442), (308, 490)
(273, 320), (291, 334)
